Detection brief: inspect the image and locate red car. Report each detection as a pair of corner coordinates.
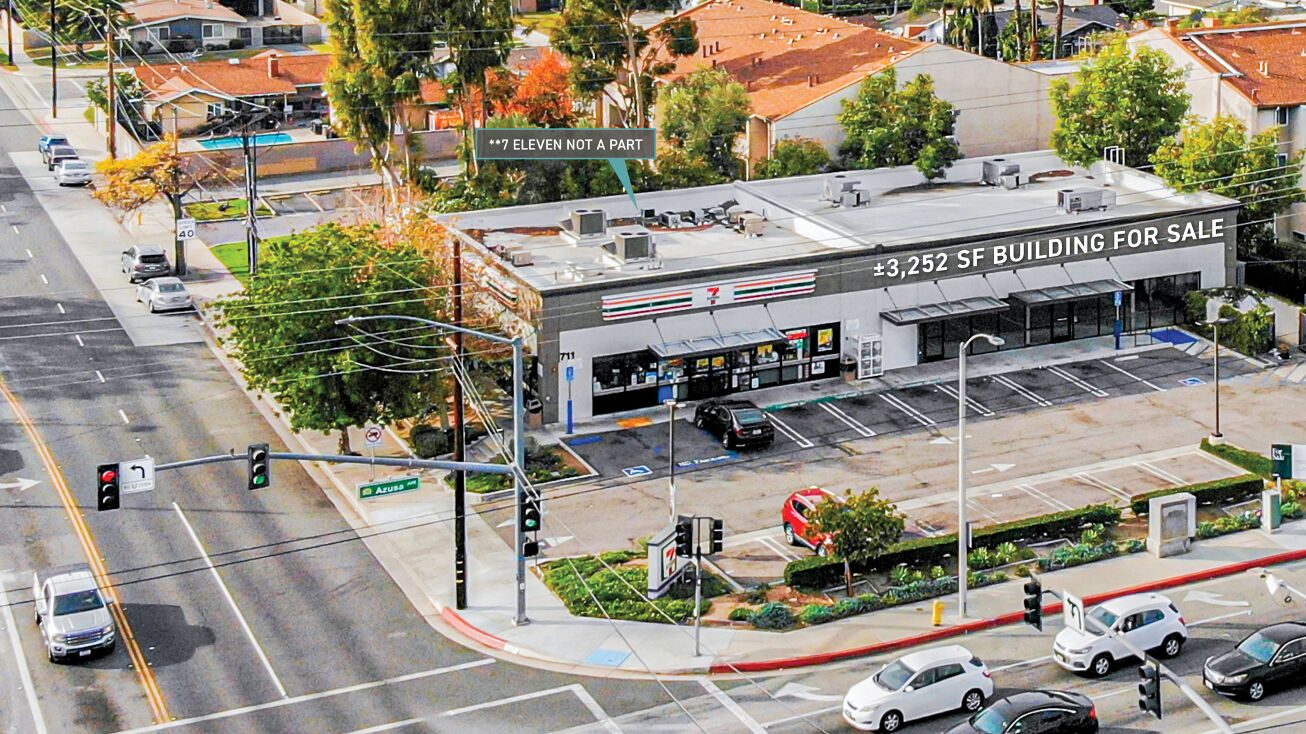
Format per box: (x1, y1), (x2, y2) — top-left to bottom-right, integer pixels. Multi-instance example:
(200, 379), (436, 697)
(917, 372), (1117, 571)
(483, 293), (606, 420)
(782, 487), (842, 555)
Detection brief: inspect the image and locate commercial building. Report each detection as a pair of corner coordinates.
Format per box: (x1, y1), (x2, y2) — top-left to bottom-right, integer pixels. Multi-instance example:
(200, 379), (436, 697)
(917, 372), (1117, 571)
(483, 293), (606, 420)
(440, 151), (1238, 425)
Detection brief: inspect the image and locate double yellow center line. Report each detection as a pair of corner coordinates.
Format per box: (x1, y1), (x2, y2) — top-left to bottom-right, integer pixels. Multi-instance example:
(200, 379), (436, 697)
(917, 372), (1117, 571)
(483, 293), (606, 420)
(0, 376), (170, 723)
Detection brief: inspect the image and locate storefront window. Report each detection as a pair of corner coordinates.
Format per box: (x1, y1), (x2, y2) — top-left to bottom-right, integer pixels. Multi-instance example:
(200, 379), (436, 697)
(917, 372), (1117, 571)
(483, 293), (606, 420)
(813, 323), (839, 356)
(754, 343), (780, 366)
(781, 329), (809, 361)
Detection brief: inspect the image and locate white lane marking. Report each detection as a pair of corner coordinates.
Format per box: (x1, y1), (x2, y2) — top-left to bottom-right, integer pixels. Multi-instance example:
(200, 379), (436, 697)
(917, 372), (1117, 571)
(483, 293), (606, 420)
(117, 409), (129, 424)
(1114, 354), (1139, 361)
(1017, 483), (1073, 511)
(111, 658), (494, 734)
(700, 679), (767, 734)
(442, 683), (622, 732)
(755, 534), (801, 562)
(0, 574), (48, 734)
(762, 704), (842, 728)
(1044, 365), (1109, 397)
(39, 274), (47, 284)
(1094, 686), (1135, 700)
(12, 225), (20, 234)
(2, 204), (8, 213)
(991, 374), (1053, 407)
(819, 402), (875, 437)
(22, 77), (47, 107)
(340, 720), (423, 734)
(878, 392), (935, 426)
(1098, 359), (1166, 392)
(1188, 609), (1252, 626)
(935, 383), (994, 417)
(56, 303), (64, 314)
(25, 248), (32, 259)
(991, 655), (1053, 673)
(765, 413), (814, 448)
(95, 370), (105, 383)
(74, 334), (84, 347)
(172, 502), (288, 698)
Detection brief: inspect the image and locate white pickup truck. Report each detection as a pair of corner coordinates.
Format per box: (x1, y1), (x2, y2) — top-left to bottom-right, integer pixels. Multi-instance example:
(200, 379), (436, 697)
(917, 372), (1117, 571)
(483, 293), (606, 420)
(32, 563), (116, 662)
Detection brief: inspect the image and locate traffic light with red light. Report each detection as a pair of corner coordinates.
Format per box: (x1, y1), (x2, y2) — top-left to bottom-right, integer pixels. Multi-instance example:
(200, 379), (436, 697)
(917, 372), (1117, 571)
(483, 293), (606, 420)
(96, 463), (120, 511)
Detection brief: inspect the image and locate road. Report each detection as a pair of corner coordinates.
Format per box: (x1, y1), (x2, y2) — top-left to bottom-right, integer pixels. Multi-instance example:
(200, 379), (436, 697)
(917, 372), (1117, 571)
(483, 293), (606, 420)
(0, 73), (703, 733)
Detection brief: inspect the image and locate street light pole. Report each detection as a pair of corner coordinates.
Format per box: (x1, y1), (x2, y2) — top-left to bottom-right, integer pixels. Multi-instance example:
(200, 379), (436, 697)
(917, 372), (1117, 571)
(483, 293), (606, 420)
(957, 332), (1004, 621)
(1205, 317), (1235, 443)
(666, 399), (678, 523)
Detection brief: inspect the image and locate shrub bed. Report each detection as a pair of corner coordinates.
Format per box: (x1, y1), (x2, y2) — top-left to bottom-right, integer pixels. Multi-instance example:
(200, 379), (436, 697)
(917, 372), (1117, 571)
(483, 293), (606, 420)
(1037, 539), (1146, 573)
(541, 551), (723, 624)
(1196, 512), (1260, 539)
(784, 504), (1120, 589)
(1200, 439), (1274, 478)
(1130, 474), (1264, 515)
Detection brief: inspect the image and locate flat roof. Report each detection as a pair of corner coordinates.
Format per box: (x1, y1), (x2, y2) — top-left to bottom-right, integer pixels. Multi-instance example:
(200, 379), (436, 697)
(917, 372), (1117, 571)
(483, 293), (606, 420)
(441, 150), (1236, 293)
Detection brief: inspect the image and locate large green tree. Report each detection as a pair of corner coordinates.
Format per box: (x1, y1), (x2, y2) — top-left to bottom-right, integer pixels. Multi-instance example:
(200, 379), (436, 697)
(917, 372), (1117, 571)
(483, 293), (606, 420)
(755, 138), (832, 179)
(659, 67), (750, 180)
(552, 0), (697, 128)
(806, 488), (906, 596)
(838, 67), (962, 181)
(213, 224), (450, 455)
(16, 0), (126, 51)
(1049, 37), (1189, 167)
(1153, 116), (1304, 257)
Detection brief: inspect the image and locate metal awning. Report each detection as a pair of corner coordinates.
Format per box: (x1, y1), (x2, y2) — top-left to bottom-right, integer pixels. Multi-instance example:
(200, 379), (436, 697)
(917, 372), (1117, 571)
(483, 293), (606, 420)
(649, 327), (786, 359)
(881, 296), (1010, 326)
(1009, 278), (1131, 306)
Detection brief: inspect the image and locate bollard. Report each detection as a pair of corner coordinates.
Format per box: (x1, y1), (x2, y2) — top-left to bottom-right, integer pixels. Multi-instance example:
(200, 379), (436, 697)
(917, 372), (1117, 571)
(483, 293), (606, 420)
(932, 599), (944, 626)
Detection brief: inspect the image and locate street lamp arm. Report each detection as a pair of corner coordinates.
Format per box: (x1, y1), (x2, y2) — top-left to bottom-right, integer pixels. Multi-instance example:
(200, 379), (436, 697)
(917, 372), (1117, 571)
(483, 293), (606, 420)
(335, 314), (515, 344)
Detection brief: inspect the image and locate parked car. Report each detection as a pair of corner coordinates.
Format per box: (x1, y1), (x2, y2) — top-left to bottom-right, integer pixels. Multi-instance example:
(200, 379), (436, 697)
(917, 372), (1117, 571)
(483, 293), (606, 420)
(44, 144), (78, 171)
(121, 244), (171, 282)
(33, 563), (115, 662)
(136, 277), (192, 312)
(782, 486), (841, 555)
(945, 690), (1098, 733)
(843, 644), (994, 732)
(1204, 622), (1306, 701)
(38, 133), (69, 155)
(692, 399), (774, 449)
(53, 159), (91, 186)
(1052, 593), (1187, 677)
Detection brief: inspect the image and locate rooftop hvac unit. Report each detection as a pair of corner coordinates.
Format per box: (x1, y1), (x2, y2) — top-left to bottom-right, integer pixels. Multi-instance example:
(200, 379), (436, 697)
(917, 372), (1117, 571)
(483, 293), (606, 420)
(738, 212), (766, 237)
(1057, 188), (1116, 214)
(570, 208), (606, 236)
(510, 249), (534, 266)
(659, 210), (685, 228)
(822, 174), (861, 202)
(981, 158), (1021, 186)
(725, 205), (749, 225)
(612, 228), (655, 260)
(839, 189), (869, 208)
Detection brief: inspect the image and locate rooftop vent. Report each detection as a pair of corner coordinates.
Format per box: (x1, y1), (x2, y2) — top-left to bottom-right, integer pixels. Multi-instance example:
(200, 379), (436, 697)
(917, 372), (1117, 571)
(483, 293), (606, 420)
(980, 158), (1020, 185)
(509, 249), (534, 266)
(822, 174), (861, 202)
(840, 189), (869, 208)
(571, 208), (606, 236)
(1057, 188), (1116, 214)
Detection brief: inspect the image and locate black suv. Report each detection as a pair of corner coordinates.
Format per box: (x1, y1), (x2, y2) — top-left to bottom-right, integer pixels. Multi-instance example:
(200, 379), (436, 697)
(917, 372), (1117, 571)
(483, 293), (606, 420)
(947, 690), (1097, 734)
(692, 400), (774, 449)
(1204, 622), (1306, 701)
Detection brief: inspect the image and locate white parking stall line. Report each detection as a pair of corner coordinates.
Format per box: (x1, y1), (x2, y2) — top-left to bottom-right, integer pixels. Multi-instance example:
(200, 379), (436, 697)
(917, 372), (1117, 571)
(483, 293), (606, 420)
(1074, 472), (1133, 503)
(878, 392), (935, 427)
(756, 534), (802, 562)
(1136, 460), (1186, 486)
(1017, 483), (1074, 511)
(700, 680), (768, 734)
(991, 374), (1052, 407)
(1099, 359), (1166, 392)
(765, 413), (814, 448)
(819, 402), (875, 437)
(0, 574), (48, 734)
(934, 383), (994, 417)
(1044, 365), (1109, 397)
(967, 498), (1001, 522)
(172, 503), (289, 699)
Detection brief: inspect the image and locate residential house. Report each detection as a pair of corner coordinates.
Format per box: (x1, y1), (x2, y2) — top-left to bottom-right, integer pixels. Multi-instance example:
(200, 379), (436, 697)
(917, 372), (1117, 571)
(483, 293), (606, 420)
(122, 0), (248, 53)
(1130, 20), (1306, 238)
(637, 0), (1056, 176)
(135, 50), (332, 135)
(882, 3), (1119, 57)
(1153, 0), (1306, 19)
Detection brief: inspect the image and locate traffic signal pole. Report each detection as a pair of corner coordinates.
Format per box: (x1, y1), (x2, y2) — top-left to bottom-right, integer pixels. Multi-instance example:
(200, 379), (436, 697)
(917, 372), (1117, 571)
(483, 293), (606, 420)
(693, 524), (702, 657)
(512, 335), (529, 626)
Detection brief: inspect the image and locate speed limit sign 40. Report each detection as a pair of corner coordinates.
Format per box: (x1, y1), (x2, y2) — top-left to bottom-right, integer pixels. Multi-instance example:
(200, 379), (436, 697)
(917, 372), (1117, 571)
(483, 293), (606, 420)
(176, 217), (197, 240)
(364, 426), (383, 447)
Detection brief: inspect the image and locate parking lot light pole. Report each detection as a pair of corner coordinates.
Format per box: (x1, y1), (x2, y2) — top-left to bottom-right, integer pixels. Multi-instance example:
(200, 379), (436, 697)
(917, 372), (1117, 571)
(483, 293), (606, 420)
(1205, 317), (1235, 443)
(957, 332), (1004, 621)
(666, 399), (678, 523)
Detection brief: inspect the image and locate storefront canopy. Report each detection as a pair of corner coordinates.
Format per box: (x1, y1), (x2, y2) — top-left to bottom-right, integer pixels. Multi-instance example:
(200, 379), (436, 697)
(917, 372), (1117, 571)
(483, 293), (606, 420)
(881, 296), (1010, 326)
(649, 327), (787, 359)
(1009, 278), (1131, 306)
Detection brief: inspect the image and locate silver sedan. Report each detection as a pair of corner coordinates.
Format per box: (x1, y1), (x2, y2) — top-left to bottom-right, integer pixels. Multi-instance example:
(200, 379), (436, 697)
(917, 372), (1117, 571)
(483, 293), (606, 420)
(136, 277), (193, 313)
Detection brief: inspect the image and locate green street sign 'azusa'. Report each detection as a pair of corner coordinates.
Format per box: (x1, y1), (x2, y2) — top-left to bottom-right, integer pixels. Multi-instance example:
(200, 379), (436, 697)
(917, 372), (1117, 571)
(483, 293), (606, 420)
(358, 475), (420, 500)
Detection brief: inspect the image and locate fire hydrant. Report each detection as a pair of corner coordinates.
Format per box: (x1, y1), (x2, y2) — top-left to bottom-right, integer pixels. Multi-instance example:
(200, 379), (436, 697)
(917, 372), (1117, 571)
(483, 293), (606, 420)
(931, 600), (945, 627)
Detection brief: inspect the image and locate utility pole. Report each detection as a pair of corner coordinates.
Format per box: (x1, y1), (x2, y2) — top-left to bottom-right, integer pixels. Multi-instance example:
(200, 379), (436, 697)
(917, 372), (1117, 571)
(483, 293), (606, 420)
(49, 0), (56, 118)
(453, 236), (467, 610)
(240, 104), (261, 276)
(105, 7), (116, 159)
(7, 0), (14, 66)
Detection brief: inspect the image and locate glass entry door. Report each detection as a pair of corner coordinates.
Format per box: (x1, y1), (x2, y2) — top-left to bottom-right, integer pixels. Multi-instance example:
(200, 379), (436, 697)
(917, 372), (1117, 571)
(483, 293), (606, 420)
(1051, 302), (1074, 343)
(919, 321), (945, 362)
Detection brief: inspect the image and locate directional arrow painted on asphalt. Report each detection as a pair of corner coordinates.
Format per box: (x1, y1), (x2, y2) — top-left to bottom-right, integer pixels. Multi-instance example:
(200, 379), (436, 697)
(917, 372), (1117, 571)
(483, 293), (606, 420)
(993, 463), (1015, 472)
(931, 436), (954, 445)
(776, 682), (843, 702)
(0, 477), (39, 492)
(972, 463), (1016, 475)
(542, 536), (573, 548)
(497, 517), (515, 528)
(1184, 590), (1250, 607)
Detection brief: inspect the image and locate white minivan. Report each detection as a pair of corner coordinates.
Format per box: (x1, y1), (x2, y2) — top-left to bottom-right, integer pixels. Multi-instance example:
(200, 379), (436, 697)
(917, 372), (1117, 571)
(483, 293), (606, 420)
(1053, 592), (1188, 677)
(843, 644), (994, 732)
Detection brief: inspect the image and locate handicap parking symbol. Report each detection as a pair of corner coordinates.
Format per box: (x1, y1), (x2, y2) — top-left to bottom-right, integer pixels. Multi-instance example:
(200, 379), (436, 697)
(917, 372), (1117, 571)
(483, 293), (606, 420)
(1180, 377), (1205, 387)
(622, 465), (652, 477)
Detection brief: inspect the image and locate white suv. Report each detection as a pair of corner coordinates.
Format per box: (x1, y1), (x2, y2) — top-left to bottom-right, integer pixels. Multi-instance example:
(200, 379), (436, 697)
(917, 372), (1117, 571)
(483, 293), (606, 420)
(1053, 592), (1187, 677)
(843, 644), (994, 732)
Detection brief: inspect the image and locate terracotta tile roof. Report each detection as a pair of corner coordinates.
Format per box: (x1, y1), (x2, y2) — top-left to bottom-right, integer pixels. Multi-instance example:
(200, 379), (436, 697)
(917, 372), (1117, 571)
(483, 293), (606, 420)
(124, 0), (245, 25)
(419, 79), (449, 105)
(1173, 21), (1306, 106)
(655, 0), (929, 120)
(135, 52), (332, 99)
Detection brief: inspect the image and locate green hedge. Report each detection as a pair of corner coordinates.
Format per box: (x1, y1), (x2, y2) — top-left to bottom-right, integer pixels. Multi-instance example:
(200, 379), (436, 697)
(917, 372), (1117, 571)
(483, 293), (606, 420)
(1200, 439), (1274, 479)
(1130, 474), (1264, 515)
(541, 551), (723, 624)
(784, 504), (1121, 589)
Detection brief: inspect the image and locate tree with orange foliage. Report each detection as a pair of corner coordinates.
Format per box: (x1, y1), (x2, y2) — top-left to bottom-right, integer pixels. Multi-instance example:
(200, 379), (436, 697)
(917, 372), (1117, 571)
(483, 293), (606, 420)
(491, 53), (576, 128)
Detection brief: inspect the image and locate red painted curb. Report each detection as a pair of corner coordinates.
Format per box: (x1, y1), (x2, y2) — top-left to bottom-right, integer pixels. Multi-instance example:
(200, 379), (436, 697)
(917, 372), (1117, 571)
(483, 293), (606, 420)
(440, 608), (511, 652)
(709, 546), (1306, 674)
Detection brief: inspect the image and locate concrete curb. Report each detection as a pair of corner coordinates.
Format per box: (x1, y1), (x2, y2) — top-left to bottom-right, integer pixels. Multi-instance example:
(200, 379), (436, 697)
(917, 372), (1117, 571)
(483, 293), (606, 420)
(707, 545), (1306, 674)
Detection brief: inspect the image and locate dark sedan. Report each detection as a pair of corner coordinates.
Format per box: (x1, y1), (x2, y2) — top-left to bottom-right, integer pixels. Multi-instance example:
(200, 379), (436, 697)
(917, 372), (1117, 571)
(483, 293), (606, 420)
(946, 690), (1097, 734)
(1204, 622), (1306, 701)
(692, 399), (774, 449)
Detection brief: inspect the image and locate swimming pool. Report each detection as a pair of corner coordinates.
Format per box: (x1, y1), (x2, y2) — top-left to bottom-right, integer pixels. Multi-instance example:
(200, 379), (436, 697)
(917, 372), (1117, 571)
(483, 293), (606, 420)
(197, 132), (293, 150)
